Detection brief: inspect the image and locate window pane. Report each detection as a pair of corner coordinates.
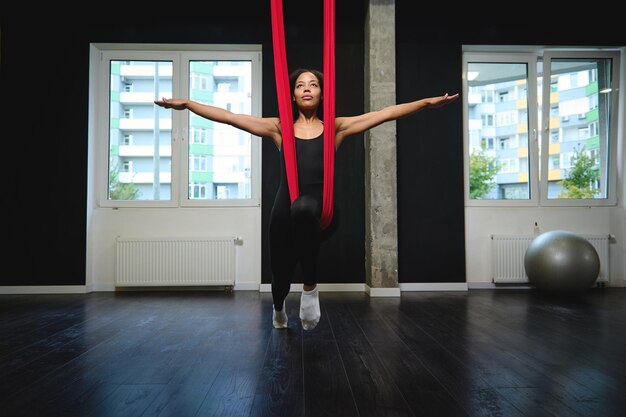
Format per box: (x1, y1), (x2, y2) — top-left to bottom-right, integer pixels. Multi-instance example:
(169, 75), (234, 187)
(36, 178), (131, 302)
(467, 62), (531, 200)
(108, 60), (173, 201)
(546, 58), (612, 200)
(188, 61), (252, 200)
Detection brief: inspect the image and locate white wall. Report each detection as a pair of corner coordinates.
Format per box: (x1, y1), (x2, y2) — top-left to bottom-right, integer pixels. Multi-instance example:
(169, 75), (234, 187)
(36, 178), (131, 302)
(610, 47), (626, 286)
(86, 207), (262, 292)
(465, 206), (623, 287)
(85, 44), (264, 293)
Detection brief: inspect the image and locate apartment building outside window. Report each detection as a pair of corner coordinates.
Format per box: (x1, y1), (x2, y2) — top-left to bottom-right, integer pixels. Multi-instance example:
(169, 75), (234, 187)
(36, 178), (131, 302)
(463, 49), (620, 207)
(93, 46), (262, 208)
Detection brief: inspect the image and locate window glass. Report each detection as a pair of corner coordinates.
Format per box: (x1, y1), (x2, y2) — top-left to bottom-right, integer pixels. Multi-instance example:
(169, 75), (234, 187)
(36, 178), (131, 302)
(108, 60), (172, 201)
(465, 49), (619, 207)
(99, 47), (261, 208)
(545, 58), (613, 200)
(467, 62), (531, 200)
(186, 61), (252, 200)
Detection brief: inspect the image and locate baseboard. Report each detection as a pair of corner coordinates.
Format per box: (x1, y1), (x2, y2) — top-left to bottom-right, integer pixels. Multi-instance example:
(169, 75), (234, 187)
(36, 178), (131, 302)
(468, 282), (533, 290)
(366, 286), (401, 297)
(468, 280), (624, 290)
(400, 282), (468, 291)
(258, 283), (366, 293)
(234, 282), (260, 291)
(17, 280), (622, 294)
(0, 286), (89, 294)
(258, 282), (468, 294)
(91, 283), (115, 292)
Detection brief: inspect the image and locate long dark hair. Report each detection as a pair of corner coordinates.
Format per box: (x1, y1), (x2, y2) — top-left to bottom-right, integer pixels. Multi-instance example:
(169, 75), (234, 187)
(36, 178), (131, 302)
(289, 68), (324, 119)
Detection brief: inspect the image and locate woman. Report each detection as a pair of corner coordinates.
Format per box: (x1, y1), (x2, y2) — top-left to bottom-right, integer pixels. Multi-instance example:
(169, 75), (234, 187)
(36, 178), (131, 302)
(155, 68), (458, 331)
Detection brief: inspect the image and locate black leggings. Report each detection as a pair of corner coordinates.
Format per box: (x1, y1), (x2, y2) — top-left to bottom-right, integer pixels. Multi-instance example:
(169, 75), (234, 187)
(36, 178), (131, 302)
(269, 193), (338, 310)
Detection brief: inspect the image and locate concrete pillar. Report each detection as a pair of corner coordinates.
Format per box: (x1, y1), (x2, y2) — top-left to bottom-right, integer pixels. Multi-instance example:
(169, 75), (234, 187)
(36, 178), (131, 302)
(364, 0), (399, 296)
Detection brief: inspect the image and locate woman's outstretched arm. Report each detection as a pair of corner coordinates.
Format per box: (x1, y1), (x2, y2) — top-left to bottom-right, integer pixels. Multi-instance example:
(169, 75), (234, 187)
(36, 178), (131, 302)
(334, 93), (459, 148)
(155, 98), (282, 147)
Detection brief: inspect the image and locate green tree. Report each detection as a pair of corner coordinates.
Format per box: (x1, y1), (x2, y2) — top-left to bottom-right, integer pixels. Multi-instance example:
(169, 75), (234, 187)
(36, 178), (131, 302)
(557, 146), (600, 199)
(109, 167), (140, 200)
(469, 146), (499, 199)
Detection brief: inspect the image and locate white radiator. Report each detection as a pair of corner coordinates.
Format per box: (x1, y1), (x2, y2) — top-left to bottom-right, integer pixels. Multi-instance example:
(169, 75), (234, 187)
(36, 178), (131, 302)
(491, 234), (610, 284)
(115, 237), (236, 287)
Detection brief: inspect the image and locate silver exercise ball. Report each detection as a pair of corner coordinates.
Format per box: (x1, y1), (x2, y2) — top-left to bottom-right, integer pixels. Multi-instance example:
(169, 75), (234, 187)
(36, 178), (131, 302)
(524, 230), (600, 292)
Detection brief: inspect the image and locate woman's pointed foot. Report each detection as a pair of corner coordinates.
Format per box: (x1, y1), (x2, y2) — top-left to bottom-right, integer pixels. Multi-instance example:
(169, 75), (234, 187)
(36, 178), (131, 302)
(273, 302), (288, 329)
(300, 288), (320, 330)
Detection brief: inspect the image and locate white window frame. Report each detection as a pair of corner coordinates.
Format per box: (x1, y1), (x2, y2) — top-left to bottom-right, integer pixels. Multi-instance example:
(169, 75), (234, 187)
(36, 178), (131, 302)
(463, 47), (621, 207)
(91, 43), (262, 208)
(463, 52), (540, 207)
(540, 50), (619, 207)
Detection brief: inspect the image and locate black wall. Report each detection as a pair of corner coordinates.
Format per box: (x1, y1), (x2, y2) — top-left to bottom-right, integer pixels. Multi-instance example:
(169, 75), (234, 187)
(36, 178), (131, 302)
(2, 4), (624, 287)
(395, 39), (465, 283)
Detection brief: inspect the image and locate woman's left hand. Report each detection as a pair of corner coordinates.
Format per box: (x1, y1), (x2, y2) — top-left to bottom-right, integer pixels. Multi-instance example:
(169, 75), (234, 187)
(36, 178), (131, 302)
(428, 93), (460, 109)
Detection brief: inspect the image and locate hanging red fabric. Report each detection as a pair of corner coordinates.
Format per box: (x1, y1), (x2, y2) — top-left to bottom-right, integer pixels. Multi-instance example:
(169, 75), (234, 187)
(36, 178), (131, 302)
(320, 0), (335, 230)
(270, 0), (298, 203)
(270, 0), (335, 230)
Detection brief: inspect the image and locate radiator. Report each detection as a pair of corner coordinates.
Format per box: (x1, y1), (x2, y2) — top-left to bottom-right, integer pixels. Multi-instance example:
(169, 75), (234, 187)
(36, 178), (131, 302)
(491, 234), (610, 284)
(115, 237), (236, 287)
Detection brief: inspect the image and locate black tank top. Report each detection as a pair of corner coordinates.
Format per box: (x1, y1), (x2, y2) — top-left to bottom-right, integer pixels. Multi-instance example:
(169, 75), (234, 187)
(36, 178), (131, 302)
(278, 133), (324, 197)
(273, 132), (339, 237)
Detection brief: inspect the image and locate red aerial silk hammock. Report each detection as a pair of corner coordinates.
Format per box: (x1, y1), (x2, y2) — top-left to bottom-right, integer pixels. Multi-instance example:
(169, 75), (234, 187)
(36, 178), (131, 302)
(270, 0), (335, 230)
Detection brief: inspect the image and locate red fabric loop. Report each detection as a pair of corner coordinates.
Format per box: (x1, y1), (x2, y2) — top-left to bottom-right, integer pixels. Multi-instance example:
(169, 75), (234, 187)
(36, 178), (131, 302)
(270, 0), (298, 202)
(320, 0), (335, 230)
(270, 0), (335, 230)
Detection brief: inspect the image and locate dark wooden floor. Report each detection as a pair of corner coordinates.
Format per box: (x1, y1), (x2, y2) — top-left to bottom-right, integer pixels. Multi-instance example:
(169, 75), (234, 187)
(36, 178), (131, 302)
(1, 288), (625, 417)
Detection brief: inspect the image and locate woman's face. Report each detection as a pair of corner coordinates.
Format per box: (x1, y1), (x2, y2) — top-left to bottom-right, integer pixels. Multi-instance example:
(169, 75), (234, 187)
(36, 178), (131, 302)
(293, 72), (322, 111)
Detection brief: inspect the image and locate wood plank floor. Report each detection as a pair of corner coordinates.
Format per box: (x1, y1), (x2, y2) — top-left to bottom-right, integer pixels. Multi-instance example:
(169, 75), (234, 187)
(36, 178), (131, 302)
(1, 288), (625, 417)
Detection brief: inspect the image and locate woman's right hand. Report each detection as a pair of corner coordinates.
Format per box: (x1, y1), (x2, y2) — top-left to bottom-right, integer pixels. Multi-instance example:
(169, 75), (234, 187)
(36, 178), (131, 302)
(154, 97), (188, 110)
